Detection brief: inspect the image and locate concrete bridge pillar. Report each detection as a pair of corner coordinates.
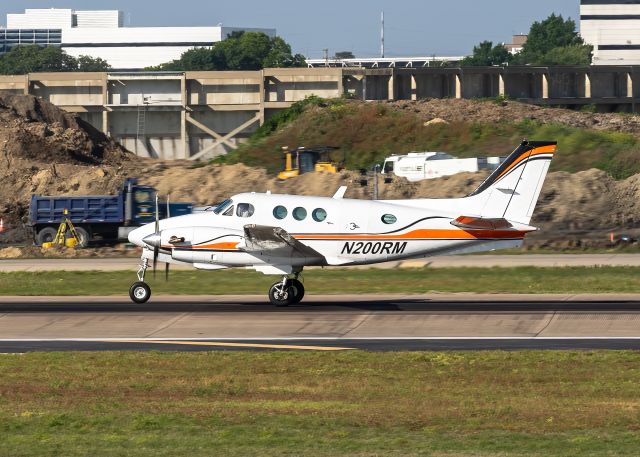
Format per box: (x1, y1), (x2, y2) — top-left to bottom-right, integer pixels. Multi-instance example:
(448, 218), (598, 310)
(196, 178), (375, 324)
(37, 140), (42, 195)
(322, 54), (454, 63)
(388, 74), (395, 100)
(584, 73), (591, 98)
(411, 75), (417, 101)
(498, 74), (505, 97)
(455, 74), (462, 99)
(542, 74), (549, 99)
(627, 73), (634, 98)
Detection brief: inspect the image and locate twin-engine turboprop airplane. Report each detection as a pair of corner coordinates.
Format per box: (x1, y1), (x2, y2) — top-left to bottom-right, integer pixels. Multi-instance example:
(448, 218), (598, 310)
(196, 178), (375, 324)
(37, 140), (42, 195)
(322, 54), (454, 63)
(127, 140), (556, 305)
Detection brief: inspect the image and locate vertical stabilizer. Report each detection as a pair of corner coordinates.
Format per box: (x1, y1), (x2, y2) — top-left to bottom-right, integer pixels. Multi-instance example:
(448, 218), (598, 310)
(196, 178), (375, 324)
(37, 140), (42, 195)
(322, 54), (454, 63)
(467, 141), (556, 225)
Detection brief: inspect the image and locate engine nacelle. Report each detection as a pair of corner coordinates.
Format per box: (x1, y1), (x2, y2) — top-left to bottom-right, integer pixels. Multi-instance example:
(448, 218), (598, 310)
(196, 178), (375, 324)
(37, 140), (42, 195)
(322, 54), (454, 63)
(160, 226), (244, 264)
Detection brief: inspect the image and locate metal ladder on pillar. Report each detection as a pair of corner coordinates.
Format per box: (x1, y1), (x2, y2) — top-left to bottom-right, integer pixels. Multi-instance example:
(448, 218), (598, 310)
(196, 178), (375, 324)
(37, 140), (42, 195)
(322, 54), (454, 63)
(136, 97), (148, 153)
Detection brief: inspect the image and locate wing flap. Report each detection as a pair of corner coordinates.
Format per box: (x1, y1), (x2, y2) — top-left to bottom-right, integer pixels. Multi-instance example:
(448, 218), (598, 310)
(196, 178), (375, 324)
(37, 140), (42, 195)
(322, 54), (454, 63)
(451, 216), (538, 232)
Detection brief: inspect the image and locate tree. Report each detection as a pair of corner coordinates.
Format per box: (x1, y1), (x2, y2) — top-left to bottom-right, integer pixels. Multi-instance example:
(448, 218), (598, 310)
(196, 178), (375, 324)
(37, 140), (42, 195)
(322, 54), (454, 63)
(514, 14), (592, 65)
(76, 55), (111, 72)
(152, 32), (306, 71)
(334, 51), (355, 59)
(0, 45), (112, 74)
(0, 45), (77, 74)
(461, 41), (512, 66)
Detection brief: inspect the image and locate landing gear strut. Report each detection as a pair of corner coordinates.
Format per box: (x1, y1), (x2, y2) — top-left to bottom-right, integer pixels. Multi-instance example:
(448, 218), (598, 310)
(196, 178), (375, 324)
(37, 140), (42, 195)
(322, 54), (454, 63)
(129, 257), (151, 304)
(268, 273), (304, 306)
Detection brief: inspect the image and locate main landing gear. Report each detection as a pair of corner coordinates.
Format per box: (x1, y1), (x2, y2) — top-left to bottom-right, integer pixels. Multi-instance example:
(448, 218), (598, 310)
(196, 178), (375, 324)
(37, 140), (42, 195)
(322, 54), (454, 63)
(268, 273), (304, 306)
(129, 258), (151, 304)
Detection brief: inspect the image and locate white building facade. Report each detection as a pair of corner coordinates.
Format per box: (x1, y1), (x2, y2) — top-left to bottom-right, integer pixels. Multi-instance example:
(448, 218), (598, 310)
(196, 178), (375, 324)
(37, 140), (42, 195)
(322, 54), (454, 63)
(2, 9), (275, 69)
(580, 0), (640, 65)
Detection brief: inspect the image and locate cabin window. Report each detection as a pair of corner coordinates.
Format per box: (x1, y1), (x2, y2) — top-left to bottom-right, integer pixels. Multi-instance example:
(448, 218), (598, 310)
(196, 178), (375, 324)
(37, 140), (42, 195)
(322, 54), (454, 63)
(273, 205), (288, 219)
(312, 208), (327, 222)
(381, 214), (397, 224)
(222, 205), (234, 216)
(236, 203), (254, 218)
(293, 207), (307, 221)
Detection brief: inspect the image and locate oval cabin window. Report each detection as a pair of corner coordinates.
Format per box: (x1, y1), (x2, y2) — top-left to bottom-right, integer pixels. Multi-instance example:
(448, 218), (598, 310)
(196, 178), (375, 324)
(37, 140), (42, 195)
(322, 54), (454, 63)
(312, 208), (327, 222)
(293, 207), (307, 221)
(381, 214), (397, 224)
(273, 205), (288, 219)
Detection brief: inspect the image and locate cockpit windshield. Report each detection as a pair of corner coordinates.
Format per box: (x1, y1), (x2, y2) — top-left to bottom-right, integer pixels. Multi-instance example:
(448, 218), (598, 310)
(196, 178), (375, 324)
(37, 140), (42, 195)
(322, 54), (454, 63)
(213, 198), (233, 215)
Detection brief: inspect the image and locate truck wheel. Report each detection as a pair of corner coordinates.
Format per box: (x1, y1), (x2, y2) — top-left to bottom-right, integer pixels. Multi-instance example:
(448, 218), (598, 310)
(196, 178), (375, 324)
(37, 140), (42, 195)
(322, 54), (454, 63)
(36, 227), (58, 246)
(72, 227), (90, 248)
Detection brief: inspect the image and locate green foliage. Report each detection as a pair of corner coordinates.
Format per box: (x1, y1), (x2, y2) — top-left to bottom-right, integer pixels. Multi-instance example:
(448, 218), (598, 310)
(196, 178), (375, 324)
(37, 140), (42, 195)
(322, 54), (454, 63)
(461, 40), (512, 66)
(75, 55), (111, 72)
(233, 98), (640, 179)
(538, 44), (594, 65)
(514, 14), (592, 65)
(0, 45), (111, 74)
(151, 32), (306, 71)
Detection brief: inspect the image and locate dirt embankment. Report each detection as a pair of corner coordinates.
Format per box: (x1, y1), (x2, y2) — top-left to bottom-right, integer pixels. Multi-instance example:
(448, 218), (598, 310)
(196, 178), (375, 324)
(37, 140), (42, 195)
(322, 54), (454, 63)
(0, 94), (144, 244)
(390, 98), (640, 135)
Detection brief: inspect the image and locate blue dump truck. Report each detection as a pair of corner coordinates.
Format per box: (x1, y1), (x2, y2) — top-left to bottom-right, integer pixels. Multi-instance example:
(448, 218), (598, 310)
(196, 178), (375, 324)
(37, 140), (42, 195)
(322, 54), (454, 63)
(30, 178), (193, 247)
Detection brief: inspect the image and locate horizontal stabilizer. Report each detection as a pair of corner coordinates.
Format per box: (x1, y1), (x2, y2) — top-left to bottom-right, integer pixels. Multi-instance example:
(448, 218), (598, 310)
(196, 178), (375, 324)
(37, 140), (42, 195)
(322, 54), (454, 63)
(451, 216), (513, 230)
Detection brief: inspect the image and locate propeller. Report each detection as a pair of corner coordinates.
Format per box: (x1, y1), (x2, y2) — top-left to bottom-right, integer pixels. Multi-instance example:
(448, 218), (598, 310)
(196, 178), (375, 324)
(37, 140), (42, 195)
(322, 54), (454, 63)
(153, 193), (159, 278)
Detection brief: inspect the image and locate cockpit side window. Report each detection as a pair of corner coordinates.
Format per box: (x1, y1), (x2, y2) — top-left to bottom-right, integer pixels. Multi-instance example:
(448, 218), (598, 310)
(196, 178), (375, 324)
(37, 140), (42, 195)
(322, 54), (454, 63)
(236, 203), (255, 218)
(213, 198), (233, 215)
(222, 205), (234, 216)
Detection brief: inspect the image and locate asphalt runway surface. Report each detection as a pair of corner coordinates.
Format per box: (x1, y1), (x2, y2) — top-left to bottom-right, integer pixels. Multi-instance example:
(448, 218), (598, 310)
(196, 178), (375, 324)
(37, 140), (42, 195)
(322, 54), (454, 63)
(2, 295), (640, 351)
(4, 254), (640, 271)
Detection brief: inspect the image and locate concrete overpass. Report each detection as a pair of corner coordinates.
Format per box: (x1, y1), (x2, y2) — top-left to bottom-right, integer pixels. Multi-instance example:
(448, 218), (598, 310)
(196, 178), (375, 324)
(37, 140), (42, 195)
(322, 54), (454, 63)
(0, 65), (637, 160)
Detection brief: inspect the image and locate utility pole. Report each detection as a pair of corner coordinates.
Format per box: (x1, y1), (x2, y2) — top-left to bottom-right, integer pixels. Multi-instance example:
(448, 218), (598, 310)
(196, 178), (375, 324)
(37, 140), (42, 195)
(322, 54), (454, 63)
(380, 11), (385, 58)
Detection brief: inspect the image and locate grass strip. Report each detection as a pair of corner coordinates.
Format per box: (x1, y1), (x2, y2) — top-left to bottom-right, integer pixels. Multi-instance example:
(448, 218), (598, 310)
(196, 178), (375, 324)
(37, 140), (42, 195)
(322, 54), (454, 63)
(0, 266), (639, 295)
(1, 351), (640, 456)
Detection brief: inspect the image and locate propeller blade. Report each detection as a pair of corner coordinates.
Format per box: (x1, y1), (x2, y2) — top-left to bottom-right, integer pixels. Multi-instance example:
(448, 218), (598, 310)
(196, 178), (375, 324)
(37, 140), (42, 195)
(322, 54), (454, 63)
(154, 193), (159, 234)
(165, 262), (169, 282)
(153, 246), (158, 279)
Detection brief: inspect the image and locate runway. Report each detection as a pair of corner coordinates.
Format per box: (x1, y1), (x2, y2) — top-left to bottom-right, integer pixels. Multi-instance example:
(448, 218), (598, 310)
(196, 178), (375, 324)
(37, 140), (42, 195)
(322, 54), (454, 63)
(1, 294), (640, 351)
(3, 253), (640, 271)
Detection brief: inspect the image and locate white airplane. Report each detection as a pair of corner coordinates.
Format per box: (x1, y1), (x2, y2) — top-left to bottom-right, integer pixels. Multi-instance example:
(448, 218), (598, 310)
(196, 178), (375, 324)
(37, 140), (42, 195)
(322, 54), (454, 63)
(127, 140), (556, 305)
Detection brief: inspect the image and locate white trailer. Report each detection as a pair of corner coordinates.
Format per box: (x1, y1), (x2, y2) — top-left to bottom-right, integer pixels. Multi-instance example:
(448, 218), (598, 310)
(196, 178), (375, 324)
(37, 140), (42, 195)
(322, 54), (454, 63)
(381, 152), (504, 182)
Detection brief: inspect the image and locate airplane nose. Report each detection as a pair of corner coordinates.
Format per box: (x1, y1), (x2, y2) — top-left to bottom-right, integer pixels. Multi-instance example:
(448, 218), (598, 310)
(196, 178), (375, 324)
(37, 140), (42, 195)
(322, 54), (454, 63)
(128, 226), (145, 246)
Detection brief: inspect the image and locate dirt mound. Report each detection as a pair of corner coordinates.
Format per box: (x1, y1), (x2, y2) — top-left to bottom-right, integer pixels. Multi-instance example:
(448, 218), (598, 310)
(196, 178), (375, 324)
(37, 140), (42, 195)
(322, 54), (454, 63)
(0, 94), (131, 165)
(390, 98), (640, 135)
(0, 95), (143, 244)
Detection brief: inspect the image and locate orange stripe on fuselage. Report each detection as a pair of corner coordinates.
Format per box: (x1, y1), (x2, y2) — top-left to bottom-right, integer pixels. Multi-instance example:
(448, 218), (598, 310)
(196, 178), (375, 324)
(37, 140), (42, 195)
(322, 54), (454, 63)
(161, 242), (240, 250)
(294, 228), (528, 240)
(495, 145), (556, 181)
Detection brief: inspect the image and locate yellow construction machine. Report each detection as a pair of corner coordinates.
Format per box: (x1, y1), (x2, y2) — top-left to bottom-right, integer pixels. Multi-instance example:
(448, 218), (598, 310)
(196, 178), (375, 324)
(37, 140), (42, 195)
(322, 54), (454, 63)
(41, 209), (81, 249)
(277, 146), (343, 180)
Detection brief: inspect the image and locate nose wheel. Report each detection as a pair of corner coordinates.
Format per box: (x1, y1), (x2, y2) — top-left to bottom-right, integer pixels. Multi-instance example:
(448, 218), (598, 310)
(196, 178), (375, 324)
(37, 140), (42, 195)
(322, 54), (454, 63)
(269, 276), (304, 306)
(129, 257), (151, 304)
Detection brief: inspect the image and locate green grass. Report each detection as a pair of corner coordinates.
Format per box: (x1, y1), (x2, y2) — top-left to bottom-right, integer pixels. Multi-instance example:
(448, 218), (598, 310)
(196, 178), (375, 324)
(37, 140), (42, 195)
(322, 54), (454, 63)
(234, 98), (640, 178)
(1, 266), (640, 295)
(1, 351), (640, 456)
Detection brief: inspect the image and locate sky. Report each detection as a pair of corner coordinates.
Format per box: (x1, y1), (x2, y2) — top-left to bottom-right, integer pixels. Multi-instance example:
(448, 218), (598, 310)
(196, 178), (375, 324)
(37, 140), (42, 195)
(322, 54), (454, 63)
(0, 0), (579, 58)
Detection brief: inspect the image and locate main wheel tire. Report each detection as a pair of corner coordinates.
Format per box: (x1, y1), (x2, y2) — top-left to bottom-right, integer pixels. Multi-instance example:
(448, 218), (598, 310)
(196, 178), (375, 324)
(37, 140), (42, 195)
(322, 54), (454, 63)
(36, 227), (58, 246)
(129, 281), (151, 304)
(72, 227), (90, 248)
(269, 281), (294, 307)
(288, 279), (305, 304)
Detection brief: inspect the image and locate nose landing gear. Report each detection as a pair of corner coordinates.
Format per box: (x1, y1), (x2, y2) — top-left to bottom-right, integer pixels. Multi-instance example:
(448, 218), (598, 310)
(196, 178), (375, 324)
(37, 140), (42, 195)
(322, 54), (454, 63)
(129, 258), (151, 304)
(268, 273), (304, 306)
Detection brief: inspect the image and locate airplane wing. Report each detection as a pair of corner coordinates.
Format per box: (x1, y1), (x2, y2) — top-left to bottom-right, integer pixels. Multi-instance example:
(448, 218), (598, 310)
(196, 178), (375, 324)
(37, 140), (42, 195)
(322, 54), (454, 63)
(242, 224), (324, 259)
(450, 216), (537, 232)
